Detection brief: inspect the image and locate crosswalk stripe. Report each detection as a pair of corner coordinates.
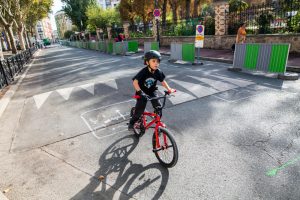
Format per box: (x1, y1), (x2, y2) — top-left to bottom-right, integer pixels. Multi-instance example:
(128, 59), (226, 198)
(33, 91), (52, 109)
(157, 85), (196, 105)
(188, 75), (238, 92)
(210, 75), (253, 87)
(56, 87), (74, 100)
(170, 79), (218, 98)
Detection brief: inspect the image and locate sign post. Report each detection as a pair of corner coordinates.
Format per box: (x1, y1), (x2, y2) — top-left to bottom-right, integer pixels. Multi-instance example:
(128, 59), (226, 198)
(153, 8), (161, 45)
(194, 25), (204, 65)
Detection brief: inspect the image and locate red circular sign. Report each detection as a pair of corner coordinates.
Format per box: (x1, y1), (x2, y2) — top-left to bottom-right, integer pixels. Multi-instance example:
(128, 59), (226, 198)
(153, 9), (160, 17)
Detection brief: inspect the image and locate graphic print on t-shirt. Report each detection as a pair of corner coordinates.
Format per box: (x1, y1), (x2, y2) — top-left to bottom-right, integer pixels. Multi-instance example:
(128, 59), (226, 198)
(144, 78), (155, 88)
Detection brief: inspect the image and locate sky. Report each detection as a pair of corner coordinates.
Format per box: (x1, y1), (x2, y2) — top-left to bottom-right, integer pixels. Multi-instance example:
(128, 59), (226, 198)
(50, 0), (64, 31)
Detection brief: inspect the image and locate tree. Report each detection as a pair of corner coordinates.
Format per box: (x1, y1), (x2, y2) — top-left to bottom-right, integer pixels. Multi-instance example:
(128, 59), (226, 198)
(0, 0), (18, 54)
(86, 5), (121, 31)
(119, 0), (136, 26)
(25, 0), (53, 40)
(169, 0), (180, 24)
(62, 0), (96, 31)
(132, 0), (154, 32)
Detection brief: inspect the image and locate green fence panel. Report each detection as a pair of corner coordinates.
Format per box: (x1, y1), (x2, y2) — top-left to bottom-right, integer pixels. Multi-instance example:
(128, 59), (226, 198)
(128, 41), (138, 52)
(151, 42), (159, 51)
(107, 41), (113, 54)
(182, 43), (195, 62)
(244, 44), (260, 70)
(268, 44), (289, 73)
(114, 42), (125, 55)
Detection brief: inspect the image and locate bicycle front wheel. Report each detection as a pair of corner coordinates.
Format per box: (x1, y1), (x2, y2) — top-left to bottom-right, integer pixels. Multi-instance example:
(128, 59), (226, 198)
(152, 127), (178, 168)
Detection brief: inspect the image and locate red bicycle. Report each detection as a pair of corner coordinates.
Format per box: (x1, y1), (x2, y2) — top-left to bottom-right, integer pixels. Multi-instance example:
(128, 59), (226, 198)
(130, 91), (178, 168)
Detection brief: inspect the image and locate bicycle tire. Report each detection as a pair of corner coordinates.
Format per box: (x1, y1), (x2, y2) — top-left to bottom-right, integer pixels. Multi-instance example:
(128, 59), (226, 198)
(152, 127), (178, 168)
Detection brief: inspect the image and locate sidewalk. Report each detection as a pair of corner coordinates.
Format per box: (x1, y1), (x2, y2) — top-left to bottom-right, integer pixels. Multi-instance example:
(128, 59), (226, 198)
(144, 46), (300, 73)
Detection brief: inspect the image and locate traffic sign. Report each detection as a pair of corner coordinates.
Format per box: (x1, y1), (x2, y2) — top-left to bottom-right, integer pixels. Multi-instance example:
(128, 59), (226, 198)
(153, 9), (161, 17)
(195, 25), (205, 48)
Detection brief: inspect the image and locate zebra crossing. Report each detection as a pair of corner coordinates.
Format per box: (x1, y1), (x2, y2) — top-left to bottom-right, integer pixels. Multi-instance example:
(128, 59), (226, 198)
(31, 75), (254, 110)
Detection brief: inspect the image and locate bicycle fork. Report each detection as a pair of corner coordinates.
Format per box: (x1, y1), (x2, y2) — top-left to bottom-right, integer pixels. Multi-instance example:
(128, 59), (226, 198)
(153, 123), (168, 153)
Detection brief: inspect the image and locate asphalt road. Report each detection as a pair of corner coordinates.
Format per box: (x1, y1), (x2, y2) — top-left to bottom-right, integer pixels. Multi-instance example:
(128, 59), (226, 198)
(0, 45), (300, 200)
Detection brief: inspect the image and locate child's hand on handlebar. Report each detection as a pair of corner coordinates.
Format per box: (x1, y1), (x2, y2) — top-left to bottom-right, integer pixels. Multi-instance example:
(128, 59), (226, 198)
(167, 88), (176, 94)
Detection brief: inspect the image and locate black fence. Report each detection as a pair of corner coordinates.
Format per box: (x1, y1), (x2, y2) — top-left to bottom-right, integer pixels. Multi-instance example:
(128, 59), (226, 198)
(161, 16), (215, 36)
(226, 0), (300, 34)
(0, 47), (37, 90)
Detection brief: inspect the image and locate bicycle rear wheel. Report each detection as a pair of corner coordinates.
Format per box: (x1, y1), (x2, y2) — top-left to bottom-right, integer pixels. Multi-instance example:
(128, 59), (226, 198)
(152, 127), (178, 168)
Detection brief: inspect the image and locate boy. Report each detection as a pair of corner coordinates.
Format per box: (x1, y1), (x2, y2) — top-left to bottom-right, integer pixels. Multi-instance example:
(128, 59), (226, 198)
(128, 50), (175, 131)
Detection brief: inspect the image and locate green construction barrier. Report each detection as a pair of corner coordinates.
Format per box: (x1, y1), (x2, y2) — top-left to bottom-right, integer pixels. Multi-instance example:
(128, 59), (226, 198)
(114, 42), (126, 55)
(182, 43), (195, 62)
(151, 42), (159, 51)
(128, 41), (138, 52)
(106, 41), (113, 54)
(98, 41), (105, 51)
(233, 43), (290, 73)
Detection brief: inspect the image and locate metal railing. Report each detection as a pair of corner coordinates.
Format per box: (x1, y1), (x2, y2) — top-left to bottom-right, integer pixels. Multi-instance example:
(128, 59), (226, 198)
(226, 0), (300, 34)
(0, 47), (37, 90)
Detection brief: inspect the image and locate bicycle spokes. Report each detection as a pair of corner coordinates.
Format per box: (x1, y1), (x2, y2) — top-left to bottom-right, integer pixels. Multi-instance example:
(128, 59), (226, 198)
(152, 128), (178, 168)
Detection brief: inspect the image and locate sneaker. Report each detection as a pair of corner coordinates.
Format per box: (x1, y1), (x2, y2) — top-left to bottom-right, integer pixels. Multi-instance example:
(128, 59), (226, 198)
(128, 123), (134, 131)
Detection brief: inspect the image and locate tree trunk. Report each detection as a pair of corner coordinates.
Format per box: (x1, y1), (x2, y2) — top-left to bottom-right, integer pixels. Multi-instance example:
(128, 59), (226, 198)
(170, 2), (178, 24)
(185, 0), (191, 20)
(24, 31), (30, 49)
(18, 24), (26, 50)
(193, 0), (200, 18)
(162, 0), (167, 29)
(5, 25), (17, 54)
(0, 40), (3, 60)
(3, 30), (11, 51)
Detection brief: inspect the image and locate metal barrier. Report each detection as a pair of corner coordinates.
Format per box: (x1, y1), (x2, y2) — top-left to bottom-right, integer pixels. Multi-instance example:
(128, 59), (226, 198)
(233, 43), (290, 73)
(0, 47), (37, 90)
(144, 42), (159, 53)
(170, 42), (195, 63)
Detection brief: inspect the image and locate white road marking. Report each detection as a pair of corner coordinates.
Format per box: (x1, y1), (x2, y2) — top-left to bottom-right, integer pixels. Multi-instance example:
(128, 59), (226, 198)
(188, 75), (238, 92)
(157, 85), (196, 105)
(170, 79), (218, 98)
(56, 87), (74, 100)
(104, 79), (118, 90)
(210, 75), (254, 87)
(33, 91), (52, 109)
(78, 83), (94, 95)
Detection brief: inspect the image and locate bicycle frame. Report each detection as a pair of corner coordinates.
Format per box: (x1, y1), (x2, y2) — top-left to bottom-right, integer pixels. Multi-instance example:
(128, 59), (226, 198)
(141, 111), (167, 151)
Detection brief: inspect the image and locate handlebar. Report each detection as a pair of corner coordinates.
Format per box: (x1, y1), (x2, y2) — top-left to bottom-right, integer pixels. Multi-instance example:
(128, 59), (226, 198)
(133, 90), (176, 109)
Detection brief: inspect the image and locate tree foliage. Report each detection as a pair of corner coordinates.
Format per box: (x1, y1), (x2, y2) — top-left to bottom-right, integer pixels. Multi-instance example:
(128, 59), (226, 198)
(62, 0), (96, 31)
(86, 5), (121, 31)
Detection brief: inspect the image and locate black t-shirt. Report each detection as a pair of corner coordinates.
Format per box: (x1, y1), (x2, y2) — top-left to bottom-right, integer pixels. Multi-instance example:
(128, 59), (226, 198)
(132, 67), (165, 95)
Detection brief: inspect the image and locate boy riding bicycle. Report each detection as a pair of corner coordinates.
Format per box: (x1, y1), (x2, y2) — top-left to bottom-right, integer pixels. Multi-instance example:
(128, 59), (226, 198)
(128, 50), (175, 131)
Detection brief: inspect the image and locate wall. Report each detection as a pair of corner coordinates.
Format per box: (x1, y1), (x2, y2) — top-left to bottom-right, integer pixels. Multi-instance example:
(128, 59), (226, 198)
(134, 34), (300, 53)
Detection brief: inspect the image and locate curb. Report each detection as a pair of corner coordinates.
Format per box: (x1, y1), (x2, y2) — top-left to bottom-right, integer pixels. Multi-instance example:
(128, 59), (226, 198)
(0, 192), (8, 200)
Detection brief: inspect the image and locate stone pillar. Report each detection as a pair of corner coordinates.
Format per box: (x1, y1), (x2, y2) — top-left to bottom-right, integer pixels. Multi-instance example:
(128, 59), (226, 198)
(213, 1), (229, 36)
(107, 26), (112, 40)
(123, 22), (130, 40)
(152, 19), (157, 41)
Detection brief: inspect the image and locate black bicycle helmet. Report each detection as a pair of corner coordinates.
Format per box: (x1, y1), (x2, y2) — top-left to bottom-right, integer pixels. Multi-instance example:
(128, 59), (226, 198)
(144, 50), (161, 65)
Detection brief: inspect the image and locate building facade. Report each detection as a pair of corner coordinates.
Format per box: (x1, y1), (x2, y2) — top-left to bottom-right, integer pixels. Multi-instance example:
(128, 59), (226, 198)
(35, 17), (53, 40)
(97, 0), (120, 9)
(55, 11), (73, 39)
